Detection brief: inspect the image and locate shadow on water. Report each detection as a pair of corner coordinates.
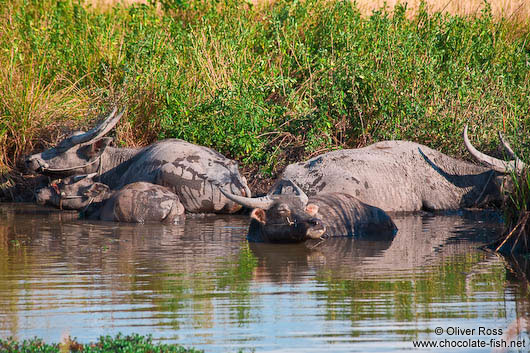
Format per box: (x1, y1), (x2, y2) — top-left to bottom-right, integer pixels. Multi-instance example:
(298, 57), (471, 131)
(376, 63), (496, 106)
(0, 203), (525, 352)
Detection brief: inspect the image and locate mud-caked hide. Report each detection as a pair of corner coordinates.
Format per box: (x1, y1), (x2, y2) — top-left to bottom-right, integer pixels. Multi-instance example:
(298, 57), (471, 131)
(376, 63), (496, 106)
(281, 137), (515, 212)
(36, 174), (184, 223)
(26, 107), (250, 213)
(90, 182), (185, 223)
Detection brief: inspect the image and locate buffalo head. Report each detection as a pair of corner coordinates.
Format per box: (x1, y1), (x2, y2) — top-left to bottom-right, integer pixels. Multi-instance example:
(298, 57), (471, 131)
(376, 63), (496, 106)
(220, 179), (326, 242)
(36, 173), (110, 210)
(25, 107), (125, 177)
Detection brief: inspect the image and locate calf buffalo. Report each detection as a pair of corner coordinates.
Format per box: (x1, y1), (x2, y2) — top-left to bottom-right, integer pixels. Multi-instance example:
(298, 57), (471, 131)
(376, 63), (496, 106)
(36, 174), (184, 223)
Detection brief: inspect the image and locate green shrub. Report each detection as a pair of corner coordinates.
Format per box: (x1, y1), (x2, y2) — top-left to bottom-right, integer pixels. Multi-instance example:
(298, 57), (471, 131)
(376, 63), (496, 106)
(1, 0), (529, 175)
(0, 333), (202, 352)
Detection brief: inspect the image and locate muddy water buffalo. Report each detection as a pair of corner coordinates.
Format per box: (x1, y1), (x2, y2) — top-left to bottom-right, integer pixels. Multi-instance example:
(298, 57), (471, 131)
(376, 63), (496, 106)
(220, 179), (397, 243)
(36, 174), (184, 223)
(280, 127), (521, 213)
(25, 107), (251, 213)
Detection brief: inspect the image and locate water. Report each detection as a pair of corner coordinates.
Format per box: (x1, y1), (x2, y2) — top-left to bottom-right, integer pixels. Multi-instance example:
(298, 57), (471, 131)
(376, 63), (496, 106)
(1, 203), (529, 352)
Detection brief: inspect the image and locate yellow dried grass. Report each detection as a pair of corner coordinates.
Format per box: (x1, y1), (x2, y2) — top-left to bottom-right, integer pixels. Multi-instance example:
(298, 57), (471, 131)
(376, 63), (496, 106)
(356, 0), (529, 20)
(84, 0), (530, 26)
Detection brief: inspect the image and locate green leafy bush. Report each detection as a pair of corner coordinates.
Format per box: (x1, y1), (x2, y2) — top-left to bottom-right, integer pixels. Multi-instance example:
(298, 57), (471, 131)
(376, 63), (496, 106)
(0, 333), (202, 352)
(1, 0), (529, 175)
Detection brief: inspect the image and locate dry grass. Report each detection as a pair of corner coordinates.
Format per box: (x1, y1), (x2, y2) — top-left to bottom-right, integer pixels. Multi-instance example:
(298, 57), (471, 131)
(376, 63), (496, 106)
(91, 0), (530, 22)
(85, 0), (149, 8)
(356, 0), (529, 20)
(0, 58), (91, 172)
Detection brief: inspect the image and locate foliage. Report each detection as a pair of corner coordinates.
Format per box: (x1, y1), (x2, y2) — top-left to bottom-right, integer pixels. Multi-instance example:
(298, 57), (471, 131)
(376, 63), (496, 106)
(0, 333), (202, 352)
(0, 0), (529, 176)
(496, 171), (530, 253)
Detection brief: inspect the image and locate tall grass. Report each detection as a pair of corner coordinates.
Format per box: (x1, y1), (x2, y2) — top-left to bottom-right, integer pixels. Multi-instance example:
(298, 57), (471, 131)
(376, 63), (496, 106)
(494, 171), (530, 254)
(0, 0), (529, 179)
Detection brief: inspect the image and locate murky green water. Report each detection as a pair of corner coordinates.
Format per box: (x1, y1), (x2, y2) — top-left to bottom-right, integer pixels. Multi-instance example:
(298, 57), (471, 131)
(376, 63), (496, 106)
(1, 203), (529, 352)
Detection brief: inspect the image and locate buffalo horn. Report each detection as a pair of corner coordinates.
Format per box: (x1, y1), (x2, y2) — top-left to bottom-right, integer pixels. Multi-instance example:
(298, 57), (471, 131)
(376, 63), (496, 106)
(269, 179), (309, 205)
(498, 131), (526, 171)
(463, 125), (524, 174)
(59, 106), (125, 148)
(243, 184), (252, 198)
(290, 180), (308, 205)
(219, 188), (274, 210)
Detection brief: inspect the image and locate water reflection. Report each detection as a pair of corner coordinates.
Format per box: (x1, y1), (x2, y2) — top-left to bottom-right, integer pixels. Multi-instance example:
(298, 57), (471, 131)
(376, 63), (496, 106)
(0, 203), (526, 352)
(489, 255), (530, 352)
(250, 211), (503, 281)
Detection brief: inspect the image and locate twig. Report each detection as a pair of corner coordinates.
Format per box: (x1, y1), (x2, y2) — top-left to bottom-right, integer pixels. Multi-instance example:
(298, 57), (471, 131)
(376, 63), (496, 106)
(510, 213), (529, 253)
(495, 215), (524, 252)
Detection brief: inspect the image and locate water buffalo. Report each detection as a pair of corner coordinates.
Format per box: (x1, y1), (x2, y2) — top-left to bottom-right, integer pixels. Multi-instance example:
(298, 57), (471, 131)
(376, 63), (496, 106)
(220, 179), (397, 243)
(25, 107), (251, 213)
(279, 127), (522, 213)
(36, 174), (184, 223)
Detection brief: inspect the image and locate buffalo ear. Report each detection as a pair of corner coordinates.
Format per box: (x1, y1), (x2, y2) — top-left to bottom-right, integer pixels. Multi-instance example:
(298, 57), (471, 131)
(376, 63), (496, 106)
(251, 208), (267, 224)
(305, 203), (319, 217)
(84, 183), (110, 198)
(85, 137), (113, 158)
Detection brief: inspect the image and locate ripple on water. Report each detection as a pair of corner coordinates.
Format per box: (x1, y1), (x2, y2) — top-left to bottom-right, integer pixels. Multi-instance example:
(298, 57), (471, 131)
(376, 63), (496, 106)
(1, 203), (528, 352)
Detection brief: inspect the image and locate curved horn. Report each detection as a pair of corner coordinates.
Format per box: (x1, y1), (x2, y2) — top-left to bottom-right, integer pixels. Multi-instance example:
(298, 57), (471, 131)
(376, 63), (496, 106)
(464, 125), (523, 174)
(243, 183), (252, 198)
(219, 187), (274, 209)
(269, 179), (309, 205)
(498, 132), (526, 171)
(59, 106), (125, 148)
(498, 131), (517, 159)
(290, 180), (308, 204)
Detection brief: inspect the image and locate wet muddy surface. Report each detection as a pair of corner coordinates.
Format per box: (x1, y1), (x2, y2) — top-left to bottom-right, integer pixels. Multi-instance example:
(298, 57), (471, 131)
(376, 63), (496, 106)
(1, 203), (529, 352)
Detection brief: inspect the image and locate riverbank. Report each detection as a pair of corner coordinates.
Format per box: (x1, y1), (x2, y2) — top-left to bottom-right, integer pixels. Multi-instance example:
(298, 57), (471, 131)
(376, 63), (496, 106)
(1, 0), (529, 201)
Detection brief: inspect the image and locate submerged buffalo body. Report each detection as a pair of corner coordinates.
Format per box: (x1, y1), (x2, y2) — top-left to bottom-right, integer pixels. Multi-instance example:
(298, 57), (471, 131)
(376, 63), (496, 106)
(26, 108), (250, 213)
(281, 129), (522, 213)
(36, 175), (184, 223)
(221, 179), (397, 243)
(88, 182), (184, 223)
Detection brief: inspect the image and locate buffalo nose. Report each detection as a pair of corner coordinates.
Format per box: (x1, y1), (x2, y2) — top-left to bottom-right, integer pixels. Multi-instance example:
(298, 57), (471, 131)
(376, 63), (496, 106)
(25, 157), (48, 172)
(35, 188), (50, 205)
(25, 157), (37, 171)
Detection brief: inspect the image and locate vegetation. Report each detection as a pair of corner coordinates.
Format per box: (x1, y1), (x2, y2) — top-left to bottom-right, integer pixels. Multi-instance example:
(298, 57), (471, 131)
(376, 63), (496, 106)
(0, 333), (203, 352)
(494, 171), (530, 254)
(1, 0), (530, 244)
(1, 0), (529, 176)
